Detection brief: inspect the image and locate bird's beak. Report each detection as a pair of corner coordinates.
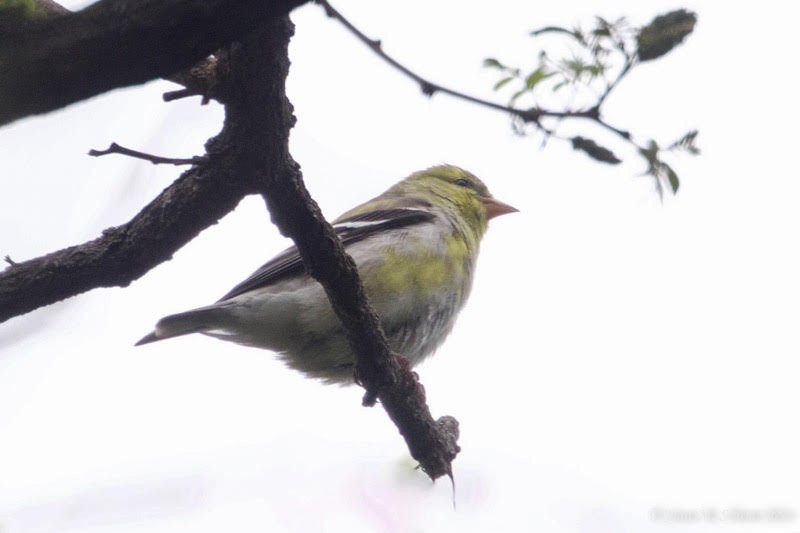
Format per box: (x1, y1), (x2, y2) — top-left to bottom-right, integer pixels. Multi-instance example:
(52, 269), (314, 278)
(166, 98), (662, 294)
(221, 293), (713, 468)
(482, 196), (519, 220)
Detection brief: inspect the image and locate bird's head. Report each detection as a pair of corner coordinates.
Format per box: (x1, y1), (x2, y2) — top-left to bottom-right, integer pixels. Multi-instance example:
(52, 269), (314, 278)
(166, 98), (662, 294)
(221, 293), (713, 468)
(396, 165), (518, 236)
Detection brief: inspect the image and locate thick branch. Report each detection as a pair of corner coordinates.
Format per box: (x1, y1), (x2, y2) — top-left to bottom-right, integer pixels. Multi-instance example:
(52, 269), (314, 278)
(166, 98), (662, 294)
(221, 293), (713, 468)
(0, 0), (307, 126)
(0, 146), (256, 323)
(27, 0), (231, 106)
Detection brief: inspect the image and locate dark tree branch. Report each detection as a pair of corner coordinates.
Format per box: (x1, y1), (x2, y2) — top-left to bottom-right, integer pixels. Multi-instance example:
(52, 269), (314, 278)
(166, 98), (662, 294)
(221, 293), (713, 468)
(220, 17), (460, 481)
(28, 0), (230, 106)
(0, 148), (255, 323)
(0, 0), (308, 126)
(23, 0), (225, 106)
(319, 0), (630, 143)
(162, 88), (200, 102)
(88, 142), (203, 166)
(0, 3), (280, 322)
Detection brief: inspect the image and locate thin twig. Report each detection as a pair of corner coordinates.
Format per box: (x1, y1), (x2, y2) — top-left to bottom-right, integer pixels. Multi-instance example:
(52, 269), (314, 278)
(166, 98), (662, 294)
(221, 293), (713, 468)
(585, 106), (632, 140)
(88, 143), (204, 166)
(3, 255), (17, 267)
(318, 0), (632, 143)
(597, 57), (635, 108)
(162, 88), (212, 105)
(162, 88), (198, 102)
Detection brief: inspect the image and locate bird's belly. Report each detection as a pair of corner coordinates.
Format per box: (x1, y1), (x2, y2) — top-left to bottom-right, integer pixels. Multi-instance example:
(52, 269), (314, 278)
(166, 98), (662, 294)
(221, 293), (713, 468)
(200, 271), (463, 383)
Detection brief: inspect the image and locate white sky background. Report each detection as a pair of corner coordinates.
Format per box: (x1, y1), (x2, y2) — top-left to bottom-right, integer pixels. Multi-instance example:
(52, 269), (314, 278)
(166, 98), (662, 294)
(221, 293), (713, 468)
(1, 0), (799, 531)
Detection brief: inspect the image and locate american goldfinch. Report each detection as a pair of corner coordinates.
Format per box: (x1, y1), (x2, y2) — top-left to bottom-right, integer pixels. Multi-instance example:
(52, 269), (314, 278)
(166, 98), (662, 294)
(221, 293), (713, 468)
(136, 165), (517, 383)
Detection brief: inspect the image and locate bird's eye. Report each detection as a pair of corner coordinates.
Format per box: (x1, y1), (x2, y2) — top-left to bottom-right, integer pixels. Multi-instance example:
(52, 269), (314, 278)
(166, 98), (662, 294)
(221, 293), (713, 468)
(453, 178), (470, 188)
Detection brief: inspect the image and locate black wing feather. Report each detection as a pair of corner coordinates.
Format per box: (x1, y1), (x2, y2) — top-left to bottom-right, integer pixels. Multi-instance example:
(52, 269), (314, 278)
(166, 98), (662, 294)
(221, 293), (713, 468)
(217, 209), (435, 301)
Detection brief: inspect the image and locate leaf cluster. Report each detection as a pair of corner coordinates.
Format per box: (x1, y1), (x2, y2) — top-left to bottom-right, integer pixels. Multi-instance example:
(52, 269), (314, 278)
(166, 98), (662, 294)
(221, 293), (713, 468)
(483, 10), (699, 198)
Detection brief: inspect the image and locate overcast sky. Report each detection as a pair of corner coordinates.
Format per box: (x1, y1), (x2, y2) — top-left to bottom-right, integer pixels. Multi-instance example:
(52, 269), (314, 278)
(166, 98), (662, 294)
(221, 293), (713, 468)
(2, 1), (799, 532)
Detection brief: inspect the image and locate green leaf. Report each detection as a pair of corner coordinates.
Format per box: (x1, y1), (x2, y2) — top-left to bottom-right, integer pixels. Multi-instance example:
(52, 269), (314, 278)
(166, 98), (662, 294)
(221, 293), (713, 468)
(587, 63), (606, 77)
(639, 139), (660, 164)
(563, 57), (587, 76)
(664, 163), (680, 193)
(667, 129), (700, 155)
(524, 67), (554, 89)
(592, 26), (612, 38)
(509, 88), (528, 105)
(571, 136), (621, 164)
(595, 16), (612, 28)
(638, 141), (682, 196)
(552, 79), (570, 92)
(637, 9), (697, 61)
(493, 76), (515, 91)
(531, 25), (589, 46)
(483, 57), (505, 70)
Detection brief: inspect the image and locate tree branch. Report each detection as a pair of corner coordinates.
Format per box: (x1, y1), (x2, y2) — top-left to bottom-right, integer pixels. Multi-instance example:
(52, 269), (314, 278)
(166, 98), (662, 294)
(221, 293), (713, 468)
(88, 142), (203, 166)
(0, 147), (255, 323)
(319, 0), (630, 143)
(27, 0), (231, 106)
(0, 0), (308, 126)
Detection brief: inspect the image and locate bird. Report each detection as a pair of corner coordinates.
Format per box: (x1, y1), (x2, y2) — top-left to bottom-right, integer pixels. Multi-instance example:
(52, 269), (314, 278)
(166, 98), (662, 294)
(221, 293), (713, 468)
(135, 165), (517, 384)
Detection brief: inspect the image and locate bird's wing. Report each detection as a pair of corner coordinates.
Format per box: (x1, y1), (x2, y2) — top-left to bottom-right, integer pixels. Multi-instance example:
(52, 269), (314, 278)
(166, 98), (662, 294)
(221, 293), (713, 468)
(217, 208), (436, 301)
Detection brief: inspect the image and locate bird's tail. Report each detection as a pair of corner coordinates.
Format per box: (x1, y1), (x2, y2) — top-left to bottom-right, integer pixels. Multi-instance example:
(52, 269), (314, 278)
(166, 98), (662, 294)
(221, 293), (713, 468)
(135, 306), (226, 346)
